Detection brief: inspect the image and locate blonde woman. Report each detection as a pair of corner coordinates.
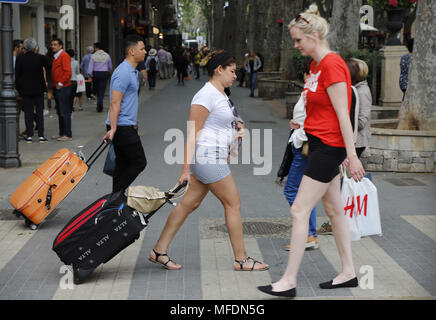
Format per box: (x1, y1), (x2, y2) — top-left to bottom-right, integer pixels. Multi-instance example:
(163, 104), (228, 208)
(149, 50), (269, 272)
(258, 4), (365, 298)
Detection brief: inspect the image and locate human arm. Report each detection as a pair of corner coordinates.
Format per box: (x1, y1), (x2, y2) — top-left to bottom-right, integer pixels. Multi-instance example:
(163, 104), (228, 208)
(102, 90), (124, 143)
(180, 105), (209, 184)
(327, 82), (365, 181)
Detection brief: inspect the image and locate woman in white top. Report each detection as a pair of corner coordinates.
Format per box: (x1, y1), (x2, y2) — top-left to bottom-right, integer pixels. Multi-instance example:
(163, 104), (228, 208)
(149, 50), (269, 272)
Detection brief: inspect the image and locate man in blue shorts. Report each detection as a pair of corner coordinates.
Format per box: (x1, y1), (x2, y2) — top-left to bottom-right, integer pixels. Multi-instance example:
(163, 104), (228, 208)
(103, 35), (147, 193)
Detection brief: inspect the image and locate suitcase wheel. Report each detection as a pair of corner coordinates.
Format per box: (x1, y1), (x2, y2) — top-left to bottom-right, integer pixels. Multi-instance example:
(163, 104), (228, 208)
(73, 266), (94, 285)
(13, 209), (22, 218)
(24, 219), (38, 230)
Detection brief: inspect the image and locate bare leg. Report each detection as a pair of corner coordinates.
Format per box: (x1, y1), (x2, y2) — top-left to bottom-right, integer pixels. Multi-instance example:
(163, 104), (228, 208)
(209, 173), (268, 270)
(151, 175), (208, 268)
(322, 175), (356, 284)
(272, 175), (329, 291)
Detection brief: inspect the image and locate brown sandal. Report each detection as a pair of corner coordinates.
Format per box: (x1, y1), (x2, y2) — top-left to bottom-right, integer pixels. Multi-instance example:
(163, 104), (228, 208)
(149, 249), (181, 270)
(234, 256), (269, 271)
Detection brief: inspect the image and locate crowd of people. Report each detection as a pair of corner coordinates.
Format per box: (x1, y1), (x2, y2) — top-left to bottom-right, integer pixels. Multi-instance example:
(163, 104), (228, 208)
(12, 36), (210, 144)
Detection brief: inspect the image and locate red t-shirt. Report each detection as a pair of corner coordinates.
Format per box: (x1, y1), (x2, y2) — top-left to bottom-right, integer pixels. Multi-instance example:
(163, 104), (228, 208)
(303, 53), (351, 147)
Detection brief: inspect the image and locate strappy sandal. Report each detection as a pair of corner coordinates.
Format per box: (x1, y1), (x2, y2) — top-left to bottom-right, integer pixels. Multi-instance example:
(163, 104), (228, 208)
(234, 256), (269, 271)
(149, 249), (182, 270)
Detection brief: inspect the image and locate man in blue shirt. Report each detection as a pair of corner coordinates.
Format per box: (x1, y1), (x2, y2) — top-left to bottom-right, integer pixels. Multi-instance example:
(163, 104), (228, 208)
(103, 35), (147, 193)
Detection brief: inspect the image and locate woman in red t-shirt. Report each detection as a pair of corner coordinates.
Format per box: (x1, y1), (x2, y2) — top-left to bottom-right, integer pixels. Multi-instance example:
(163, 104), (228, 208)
(258, 4), (366, 298)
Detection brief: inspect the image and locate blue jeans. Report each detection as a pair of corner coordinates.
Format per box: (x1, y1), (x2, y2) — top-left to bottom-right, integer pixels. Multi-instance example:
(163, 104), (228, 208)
(250, 72), (258, 95)
(54, 86), (72, 137)
(284, 144), (317, 237)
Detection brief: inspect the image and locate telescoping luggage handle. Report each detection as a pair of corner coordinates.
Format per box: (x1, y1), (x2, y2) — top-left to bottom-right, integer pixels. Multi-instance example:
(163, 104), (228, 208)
(85, 139), (111, 170)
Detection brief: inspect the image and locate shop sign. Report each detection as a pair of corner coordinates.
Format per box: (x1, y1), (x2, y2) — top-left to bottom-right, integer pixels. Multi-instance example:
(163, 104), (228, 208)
(79, 0), (99, 15)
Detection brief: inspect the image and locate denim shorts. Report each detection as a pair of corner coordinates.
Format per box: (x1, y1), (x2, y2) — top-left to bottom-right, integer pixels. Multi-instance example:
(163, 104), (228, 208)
(190, 146), (231, 184)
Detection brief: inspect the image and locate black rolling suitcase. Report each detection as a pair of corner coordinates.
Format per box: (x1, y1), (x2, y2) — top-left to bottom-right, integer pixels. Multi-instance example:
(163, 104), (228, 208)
(52, 182), (187, 284)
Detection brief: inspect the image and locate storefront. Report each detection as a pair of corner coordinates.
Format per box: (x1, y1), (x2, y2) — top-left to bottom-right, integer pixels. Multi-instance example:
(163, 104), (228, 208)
(79, 0), (99, 58)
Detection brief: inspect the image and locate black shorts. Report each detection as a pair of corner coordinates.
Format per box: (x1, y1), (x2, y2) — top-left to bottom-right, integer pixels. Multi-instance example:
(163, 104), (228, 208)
(304, 133), (346, 183)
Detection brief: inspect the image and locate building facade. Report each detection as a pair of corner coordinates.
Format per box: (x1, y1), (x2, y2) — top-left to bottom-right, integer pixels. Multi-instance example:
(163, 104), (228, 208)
(1, 0), (178, 68)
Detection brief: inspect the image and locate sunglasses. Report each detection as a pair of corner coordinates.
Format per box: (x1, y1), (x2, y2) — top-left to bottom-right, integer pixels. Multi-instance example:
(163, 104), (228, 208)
(295, 14), (310, 25)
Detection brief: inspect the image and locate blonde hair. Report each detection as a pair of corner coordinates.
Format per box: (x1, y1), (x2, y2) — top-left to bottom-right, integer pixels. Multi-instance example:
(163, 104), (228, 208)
(352, 58), (369, 81)
(288, 4), (329, 41)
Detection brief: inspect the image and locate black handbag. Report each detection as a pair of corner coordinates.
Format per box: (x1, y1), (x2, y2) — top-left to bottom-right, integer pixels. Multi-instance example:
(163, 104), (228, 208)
(276, 130), (294, 185)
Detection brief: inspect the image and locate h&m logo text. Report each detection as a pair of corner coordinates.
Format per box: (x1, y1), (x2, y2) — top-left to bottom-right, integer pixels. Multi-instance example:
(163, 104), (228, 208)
(344, 195), (368, 218)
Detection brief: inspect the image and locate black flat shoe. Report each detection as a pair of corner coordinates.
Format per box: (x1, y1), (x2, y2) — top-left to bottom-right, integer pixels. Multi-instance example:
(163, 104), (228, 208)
(257, 285), (296, 298)
(319, 277), (358, 289)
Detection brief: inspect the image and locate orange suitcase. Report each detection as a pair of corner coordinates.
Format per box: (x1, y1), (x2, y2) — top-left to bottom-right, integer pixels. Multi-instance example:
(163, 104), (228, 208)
(9, 141), (109, 229)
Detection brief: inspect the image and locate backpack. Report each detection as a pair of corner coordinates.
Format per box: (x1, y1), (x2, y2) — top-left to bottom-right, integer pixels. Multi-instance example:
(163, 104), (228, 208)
(149, 58), (156, 72)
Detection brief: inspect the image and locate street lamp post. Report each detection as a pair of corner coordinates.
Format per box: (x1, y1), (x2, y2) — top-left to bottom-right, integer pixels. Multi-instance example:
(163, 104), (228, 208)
(0, 3), (21, 168)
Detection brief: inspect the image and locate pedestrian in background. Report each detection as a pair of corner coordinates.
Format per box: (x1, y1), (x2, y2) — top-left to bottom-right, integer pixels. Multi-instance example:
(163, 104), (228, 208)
(193, 48), (201, 80)
(166, 47), (174, 78)
(157, 46), (168, 79)
(174, 47), (188, 85)
(102, 35), (147, 194)
(399, 38), (414, 101)
(244, 50), (262, 97)
(51, 38), (73, 142)
(258, 4), (365, 298)
(67, 49), (80, 112)
(15, 37), (48, 143)
(88, 42), (112, 112)
(145, 48), (159, 90)
(149, 50), (269, 273)
(45, 46), (55, 113)
(80, 46), (95, 100)
(345, 58), (372, 159)
(13, 39), (25, 139)
(283, 57), (319, 252)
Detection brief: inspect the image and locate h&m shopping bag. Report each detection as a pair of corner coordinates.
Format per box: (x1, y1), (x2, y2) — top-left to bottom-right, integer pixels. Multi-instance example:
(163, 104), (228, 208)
(341, 171), (382, 241)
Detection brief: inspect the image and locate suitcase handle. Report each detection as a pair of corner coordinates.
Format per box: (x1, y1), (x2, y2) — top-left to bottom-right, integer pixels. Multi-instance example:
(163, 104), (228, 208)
(86, 139), (111, 170)
(46, 184), (57, 210)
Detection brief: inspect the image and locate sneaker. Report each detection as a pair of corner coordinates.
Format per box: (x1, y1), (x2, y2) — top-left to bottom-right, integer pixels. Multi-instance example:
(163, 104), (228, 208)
(51, 135), (62, 140)
(43, 109), (49, 116)
(39, 137), (48, 143)
(25, 136), (33, 143)
(284, 235), (319, 251)
(57, 136), (72, 141)
(305, 235), (319, 249)
(317, 222), (333, 235)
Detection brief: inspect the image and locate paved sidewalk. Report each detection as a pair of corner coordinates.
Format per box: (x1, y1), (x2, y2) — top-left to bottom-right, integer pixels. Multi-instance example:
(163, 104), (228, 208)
(0, 76), (435, 300)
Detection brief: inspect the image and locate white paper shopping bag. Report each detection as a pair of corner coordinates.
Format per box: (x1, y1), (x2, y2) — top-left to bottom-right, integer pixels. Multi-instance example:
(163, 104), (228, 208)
(341, 172), (382, 241)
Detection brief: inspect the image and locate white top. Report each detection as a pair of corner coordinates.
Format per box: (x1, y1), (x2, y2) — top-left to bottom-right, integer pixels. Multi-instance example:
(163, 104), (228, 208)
(70, 59), (80, 81)
(191, 82), (236, 150)
(290, 91), (309, 148)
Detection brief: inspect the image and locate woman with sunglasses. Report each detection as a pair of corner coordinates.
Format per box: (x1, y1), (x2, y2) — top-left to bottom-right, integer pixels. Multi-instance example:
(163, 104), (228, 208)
(258, 4), (365, 298)
(149, 50), (269, 272)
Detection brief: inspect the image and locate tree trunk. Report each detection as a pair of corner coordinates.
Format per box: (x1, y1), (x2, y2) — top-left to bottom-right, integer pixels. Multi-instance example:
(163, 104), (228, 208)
(397, 0), (436, 130)
(212, 0), (225, 49)
(263, 0), (284, 72)
(328, 0), (361, 54)
(280, 0), (304, 80)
